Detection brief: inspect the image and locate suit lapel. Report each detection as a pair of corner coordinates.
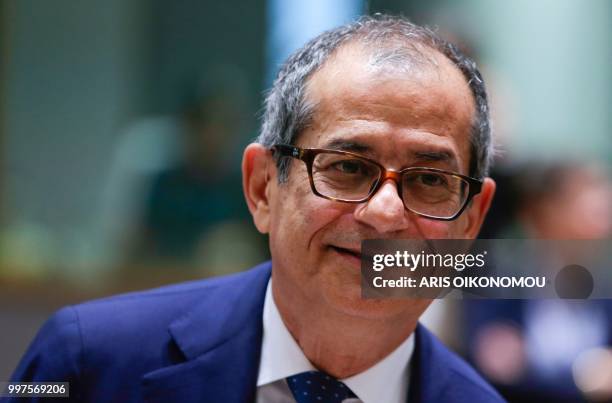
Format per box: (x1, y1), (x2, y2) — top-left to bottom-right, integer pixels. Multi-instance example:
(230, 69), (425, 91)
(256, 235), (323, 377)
(408, 324), (449, 403)
(141, 262), (272, 403)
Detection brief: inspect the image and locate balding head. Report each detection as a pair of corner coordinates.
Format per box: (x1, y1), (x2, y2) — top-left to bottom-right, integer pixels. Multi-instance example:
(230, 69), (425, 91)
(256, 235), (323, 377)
(258, 14), (492, 180)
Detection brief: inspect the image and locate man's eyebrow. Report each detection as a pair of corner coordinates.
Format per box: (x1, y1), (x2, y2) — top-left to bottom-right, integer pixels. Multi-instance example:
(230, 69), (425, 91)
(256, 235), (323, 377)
(320, 140), (459, 169)
(412, 150), (454, 162)
(323, 139), (372, 153)
(413, 150), (460, 171)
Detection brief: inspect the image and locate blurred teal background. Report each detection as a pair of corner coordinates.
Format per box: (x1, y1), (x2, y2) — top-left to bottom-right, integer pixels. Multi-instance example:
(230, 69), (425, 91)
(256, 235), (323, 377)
(1, 0), (611, 398)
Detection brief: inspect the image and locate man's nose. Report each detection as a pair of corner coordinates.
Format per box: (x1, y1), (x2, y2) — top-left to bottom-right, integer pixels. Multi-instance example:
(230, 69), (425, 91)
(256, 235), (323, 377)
(354, 179), (411, 234)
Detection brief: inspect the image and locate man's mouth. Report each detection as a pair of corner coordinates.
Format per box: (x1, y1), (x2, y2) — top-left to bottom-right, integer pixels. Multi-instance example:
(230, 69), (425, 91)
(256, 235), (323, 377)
(330, 245), (361, 260)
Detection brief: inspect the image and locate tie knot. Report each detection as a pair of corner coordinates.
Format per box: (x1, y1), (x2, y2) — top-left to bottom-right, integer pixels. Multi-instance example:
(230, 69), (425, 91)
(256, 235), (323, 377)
(286, 370), (357, 403)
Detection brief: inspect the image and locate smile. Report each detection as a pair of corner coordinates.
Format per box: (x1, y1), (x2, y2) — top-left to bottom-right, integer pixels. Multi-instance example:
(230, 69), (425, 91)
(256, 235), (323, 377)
(329, 245), (362, 267)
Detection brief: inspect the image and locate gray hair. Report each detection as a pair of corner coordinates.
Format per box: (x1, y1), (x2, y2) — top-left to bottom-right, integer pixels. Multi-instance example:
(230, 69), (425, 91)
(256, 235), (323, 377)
(257, 14), (492, 181)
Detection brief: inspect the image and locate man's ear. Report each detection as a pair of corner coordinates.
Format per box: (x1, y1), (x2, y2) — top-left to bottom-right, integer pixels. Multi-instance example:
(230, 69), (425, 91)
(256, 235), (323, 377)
(242, 143), (274, 234)
(463, 178), (496, 238)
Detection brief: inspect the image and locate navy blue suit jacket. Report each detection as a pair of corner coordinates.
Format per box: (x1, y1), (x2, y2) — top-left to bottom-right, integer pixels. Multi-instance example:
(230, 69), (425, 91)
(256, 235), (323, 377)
(9, 261), (505, 402)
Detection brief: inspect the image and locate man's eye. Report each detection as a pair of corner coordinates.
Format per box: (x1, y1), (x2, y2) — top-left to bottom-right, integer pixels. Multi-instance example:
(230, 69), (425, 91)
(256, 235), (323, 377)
(417, 173), (446, 186)
(332, 160), (367, 174)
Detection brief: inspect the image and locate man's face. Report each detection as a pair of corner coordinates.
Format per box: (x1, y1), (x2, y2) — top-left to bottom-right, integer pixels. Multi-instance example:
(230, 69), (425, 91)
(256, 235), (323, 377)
(260, 44), (493, 319)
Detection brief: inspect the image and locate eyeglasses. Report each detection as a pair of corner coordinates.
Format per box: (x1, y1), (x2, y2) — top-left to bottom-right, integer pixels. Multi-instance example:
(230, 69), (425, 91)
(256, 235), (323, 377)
(271, 144), (483, 221)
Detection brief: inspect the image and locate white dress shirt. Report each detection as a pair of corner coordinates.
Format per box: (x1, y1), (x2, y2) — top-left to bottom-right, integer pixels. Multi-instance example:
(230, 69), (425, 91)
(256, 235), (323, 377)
(256, 279), (415, 403)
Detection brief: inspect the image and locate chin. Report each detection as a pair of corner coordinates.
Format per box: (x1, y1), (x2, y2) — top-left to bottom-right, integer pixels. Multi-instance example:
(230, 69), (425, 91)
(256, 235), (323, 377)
(315, 253), (430, 320)
(321, 281), (432, 321)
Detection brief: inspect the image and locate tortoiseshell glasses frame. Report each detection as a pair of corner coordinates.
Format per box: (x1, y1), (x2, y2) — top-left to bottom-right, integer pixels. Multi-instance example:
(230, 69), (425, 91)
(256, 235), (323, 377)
(271, 144), (483, 221)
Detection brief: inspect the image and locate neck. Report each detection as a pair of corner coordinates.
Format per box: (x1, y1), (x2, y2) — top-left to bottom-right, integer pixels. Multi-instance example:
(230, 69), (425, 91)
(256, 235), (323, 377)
(272, 280), (421, 379)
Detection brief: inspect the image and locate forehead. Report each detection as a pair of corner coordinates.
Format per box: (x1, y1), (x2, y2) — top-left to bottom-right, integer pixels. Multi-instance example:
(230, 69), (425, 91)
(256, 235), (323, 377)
(300, 42), (475, 172)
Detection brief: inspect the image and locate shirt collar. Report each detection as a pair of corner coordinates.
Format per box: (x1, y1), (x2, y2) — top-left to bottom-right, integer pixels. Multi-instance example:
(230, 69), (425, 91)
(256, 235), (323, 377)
(256, 279), (414, 403)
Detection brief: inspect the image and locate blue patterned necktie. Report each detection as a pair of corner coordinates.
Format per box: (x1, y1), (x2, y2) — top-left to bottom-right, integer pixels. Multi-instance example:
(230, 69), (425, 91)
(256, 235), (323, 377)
(286, 370), (358, 403)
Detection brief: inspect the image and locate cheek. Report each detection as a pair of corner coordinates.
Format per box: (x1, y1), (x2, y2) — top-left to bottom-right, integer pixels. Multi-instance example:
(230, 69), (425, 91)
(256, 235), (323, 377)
(269, 179), (346, 258)
(413, 216), (455, 238)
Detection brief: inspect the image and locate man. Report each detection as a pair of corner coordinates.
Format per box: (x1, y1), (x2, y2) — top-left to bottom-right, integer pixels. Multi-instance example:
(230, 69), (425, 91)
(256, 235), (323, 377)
(9, 15), (500, 402)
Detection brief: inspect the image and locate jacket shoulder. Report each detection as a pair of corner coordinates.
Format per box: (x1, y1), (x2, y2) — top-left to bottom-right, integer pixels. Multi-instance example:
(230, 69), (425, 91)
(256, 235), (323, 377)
(10, 262), (271, 401)
(8, 306), (83, 401)
(73, 261), (271, 334)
